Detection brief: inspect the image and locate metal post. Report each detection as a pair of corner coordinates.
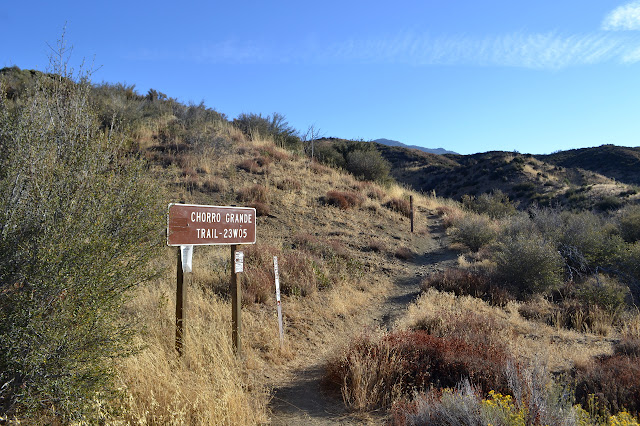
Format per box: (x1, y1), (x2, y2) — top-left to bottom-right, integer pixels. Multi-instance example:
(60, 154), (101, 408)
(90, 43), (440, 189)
(231, 245), (242, 356)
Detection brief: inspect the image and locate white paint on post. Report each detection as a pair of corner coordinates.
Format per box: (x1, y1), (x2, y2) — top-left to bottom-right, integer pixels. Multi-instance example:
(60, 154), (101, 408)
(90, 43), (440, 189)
(180, 245), (193, 273)
(273, 256), (284, 346)
(235, 251), (244, 273)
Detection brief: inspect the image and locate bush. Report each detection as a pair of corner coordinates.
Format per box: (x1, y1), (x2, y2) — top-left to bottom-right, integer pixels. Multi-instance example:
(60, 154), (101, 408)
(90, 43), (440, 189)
(461, 190), (517, 219)
(451, 213), (498, 252)
(232, 112), (301, 150)
(237, 184), (268, 203)
(325, 190), (364, 210)
(619, 205), (640, 243)
(576, 353), (640, 416)
(384, 198), (412, 217)
(345, 149), (391, 183)
(420, 268), (512, 305)
(0, 44), (163, 420)
(395, 246), (414, 260)
(493, 234), (564, 295)
(574, 274), (629, 313)
(559, 211), (625, 275)
(325, 331), (513, 412)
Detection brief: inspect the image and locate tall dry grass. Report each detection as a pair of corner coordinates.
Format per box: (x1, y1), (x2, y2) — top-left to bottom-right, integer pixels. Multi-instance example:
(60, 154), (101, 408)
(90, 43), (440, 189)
(112, 256), (270, 425)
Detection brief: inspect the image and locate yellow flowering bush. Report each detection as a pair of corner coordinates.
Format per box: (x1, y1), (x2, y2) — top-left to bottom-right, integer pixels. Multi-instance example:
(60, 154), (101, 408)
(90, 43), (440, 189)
(481, 390), (526, 426)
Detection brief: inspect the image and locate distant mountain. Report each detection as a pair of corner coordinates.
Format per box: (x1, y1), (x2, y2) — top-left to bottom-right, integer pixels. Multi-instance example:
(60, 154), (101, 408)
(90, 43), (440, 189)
(373, 138), (458, 155)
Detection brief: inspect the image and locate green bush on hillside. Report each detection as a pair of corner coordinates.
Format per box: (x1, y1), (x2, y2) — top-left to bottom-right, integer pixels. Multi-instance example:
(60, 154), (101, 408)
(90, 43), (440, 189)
(461, 190), (517, 219)
(0, 43), (163, 421)
(493, 234), (564, 295)
(346, 149), (391, 183)
(313, 139), (391, 183)
(619, 205), (640, 243)
(451, 213), (497, 252)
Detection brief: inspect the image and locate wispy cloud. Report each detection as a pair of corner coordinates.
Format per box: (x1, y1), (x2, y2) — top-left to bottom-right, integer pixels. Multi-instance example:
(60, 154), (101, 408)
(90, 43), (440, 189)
(602, 1), (640, 31)
(129, 4), (640, 70)
(181, 31), (640, 69)
(320, 31), (640, 69)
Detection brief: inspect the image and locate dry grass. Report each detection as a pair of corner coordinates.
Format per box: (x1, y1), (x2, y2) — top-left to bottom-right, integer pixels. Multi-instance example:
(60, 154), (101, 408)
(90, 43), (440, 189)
(114, 267), (270, 425)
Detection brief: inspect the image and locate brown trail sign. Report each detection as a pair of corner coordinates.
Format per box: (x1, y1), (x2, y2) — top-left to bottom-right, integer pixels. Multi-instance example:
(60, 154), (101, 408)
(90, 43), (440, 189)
(167, 203), (256, 246)
(167, 203), (256, 357)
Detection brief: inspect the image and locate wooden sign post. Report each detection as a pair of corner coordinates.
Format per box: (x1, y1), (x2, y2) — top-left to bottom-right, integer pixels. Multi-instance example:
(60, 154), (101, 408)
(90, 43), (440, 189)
(176, 247), (185, 355)
(410, 195), (414, 233)
(167, 203), (256, 357)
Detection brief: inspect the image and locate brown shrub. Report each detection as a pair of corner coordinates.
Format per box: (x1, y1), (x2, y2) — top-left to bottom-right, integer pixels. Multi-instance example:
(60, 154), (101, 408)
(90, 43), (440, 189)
(248, 201), (270, 217)
(260, 145), (290, 162)
(310, 161), (330, 175)
(237, 158), (261, 174)
(436, 206), (464, 228)
(575, 352), (640, 416)
(420, 268), (513, 306)
(202, 176), (228, 193)
(276, 177), (302, 191)
(325, 331), (513, 411)
(242, 244), (280, 304)
(367, 238), (387, 253)
(395, 246), (414, 260)
(385, 198), (412, 217)
(279, 251), (320, 296)
(325, 191), (364, 210)
(237, 184), (268, 203)
(181, 166), (198, 177)
(293, 233), (350, 261)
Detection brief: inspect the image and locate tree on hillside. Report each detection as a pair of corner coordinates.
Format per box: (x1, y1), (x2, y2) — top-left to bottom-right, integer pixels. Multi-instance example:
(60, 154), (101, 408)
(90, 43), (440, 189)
(0, 37), (164, 421)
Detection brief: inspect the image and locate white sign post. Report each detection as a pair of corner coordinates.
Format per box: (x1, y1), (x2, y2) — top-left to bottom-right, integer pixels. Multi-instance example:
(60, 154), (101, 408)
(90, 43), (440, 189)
(273, 256), (284, 347)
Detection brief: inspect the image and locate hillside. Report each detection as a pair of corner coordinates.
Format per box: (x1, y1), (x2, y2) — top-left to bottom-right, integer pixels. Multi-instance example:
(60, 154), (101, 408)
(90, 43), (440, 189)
(2, 65), (640, 424)
(537, 144), (640, 186)
(374, 143), (640, 210)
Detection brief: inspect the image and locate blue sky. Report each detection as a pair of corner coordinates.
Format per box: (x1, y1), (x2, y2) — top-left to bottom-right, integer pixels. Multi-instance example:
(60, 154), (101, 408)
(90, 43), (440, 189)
(2, 1), (640, 155)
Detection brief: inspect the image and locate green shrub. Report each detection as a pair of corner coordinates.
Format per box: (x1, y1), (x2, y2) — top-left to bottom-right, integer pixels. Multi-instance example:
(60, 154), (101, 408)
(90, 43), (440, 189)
(345, 149), (391, 183)
(451, 213), (498, 252)
(619, 205), (640, 243)
(0, 45), (163, 421)
(596, 195), (623, 212)
(493, 234), (564, 295)
(574, 274), (629, 313)
(461, 190), (517, 219)
(559, 211), (625, 274)
(314, 140), (346, 168)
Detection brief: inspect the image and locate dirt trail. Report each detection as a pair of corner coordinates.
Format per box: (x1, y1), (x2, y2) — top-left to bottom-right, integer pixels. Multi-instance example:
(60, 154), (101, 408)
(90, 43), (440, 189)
(268, 213), (458, 425)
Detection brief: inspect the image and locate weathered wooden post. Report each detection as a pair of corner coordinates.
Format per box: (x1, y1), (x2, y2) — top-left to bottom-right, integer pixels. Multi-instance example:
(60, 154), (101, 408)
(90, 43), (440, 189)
(410, 195), (414, 233)
(175, 247), (185, 355)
